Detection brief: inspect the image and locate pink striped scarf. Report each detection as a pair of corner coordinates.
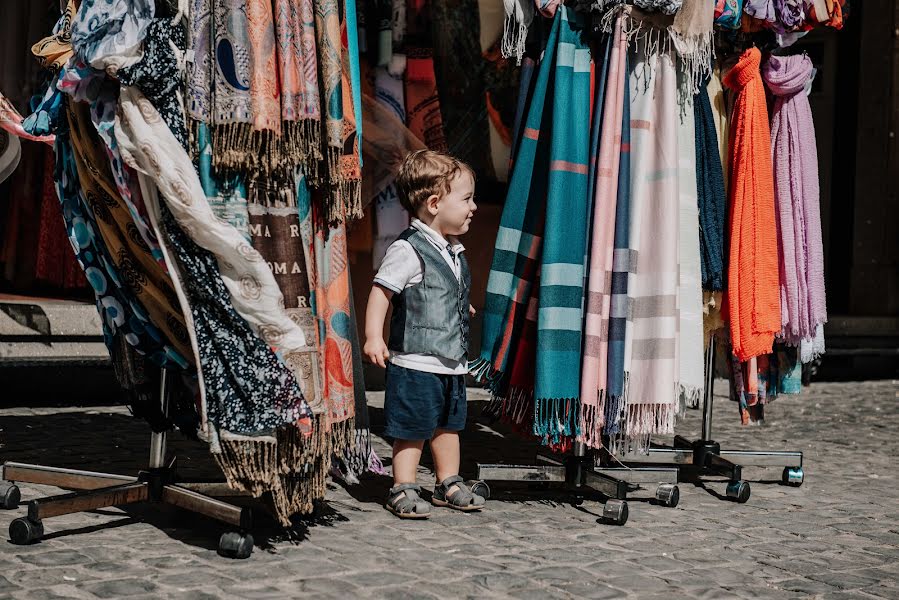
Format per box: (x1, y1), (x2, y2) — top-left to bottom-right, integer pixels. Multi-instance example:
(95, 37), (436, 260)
(580, 14), (628, 447)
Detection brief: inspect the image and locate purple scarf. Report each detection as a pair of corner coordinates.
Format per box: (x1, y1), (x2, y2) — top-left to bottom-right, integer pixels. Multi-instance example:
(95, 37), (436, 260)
(762, 54), (826, 347)
(743, 0), (775, 22)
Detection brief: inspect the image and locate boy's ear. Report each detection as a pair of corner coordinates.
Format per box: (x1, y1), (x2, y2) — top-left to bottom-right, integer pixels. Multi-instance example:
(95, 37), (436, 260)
(425, 193), (440, 215)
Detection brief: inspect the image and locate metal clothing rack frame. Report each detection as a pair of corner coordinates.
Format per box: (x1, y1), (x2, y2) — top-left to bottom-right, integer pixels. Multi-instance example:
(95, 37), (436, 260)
(0, 370), (256, 559)
(474, 337), (805, 522)
(611, 336), (805, 501)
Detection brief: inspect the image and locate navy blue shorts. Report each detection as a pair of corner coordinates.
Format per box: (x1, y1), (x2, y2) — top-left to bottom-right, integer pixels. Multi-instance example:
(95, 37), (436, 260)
(384, 362), (467, 440)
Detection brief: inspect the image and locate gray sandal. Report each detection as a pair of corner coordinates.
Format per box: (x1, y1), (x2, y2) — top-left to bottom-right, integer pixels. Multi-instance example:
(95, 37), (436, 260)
(386, 483), (431, 519)
(432, 475), (486, 512)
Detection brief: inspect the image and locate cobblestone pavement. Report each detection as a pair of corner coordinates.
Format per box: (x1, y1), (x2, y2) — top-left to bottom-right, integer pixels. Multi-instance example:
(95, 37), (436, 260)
(0, 379), (897, 599)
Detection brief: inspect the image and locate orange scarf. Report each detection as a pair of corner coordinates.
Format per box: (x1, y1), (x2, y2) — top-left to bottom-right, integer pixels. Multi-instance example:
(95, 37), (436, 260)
(723, 48), (780, 361)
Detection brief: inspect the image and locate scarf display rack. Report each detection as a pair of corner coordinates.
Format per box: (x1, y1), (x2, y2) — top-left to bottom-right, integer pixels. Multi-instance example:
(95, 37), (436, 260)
(0, 369), (256, 559)
(476, 335), (804, 522)
(611, 336), (805, 499)
(477, 448), (681, 527)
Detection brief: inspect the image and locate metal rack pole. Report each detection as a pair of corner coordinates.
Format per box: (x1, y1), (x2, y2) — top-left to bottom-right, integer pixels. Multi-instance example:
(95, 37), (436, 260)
(148, 369), (169, 470)
(701, 337), (716, 442)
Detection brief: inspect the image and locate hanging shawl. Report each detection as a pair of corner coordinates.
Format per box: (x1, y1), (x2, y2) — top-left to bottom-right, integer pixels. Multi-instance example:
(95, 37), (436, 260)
(531, 7), (591, 443)
(474, 8), (591, 443)
(359, 92), (426, 202)
(70, 0), (154, 73)
(0, 130), (20, 185)
(115, 87), (315, 392)
(474, 11), (561, 426)
(31, 0), (77, 75)
(581, 19), (622, 448)
(501, 0), (533, 65)
(676, 74), (704, 411)
(246, 186), (322, 406)
(715, 0), (743, 29)
(727, 342), (800, 424)
(695, 76), (727, 292)
(695, 74), (727, 347)
(66, 99), (193, 365)
(509, 57), (535, 167)
(670, 0), (715, 94)
(51, 106), (190, 371)
(742, 0), (775, 22)
(306, 188), (359, 457)
(604, 66), (631, 436)
(197, 123), (251, 238)
(723, 47), (781, 362)
(1, 93), (55, 144)
(405, 47), (448, 151)
(763, 54), (826, 358)
(591, 0), (682, 15)
(373, 68), (409, 267)
(274, 0), (323, 173)
(315, 0), (345, 180)
(332, 20), (363, 224)
(118, 19), (189, 149)
(297, 178), (384, 481)
(430, 0), (494, 178)
(611, 13), (680, 450)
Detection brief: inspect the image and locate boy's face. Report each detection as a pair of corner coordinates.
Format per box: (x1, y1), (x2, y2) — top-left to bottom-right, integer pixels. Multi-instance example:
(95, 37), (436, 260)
(428, 172), (477, 236)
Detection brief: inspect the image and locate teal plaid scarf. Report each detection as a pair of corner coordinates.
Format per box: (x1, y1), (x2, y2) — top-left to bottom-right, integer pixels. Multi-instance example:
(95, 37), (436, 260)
(475, 8), (592, 443)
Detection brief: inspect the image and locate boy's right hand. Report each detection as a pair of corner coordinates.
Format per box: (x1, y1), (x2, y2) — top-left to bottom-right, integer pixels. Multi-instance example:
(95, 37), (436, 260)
(364, 337), (390, 368)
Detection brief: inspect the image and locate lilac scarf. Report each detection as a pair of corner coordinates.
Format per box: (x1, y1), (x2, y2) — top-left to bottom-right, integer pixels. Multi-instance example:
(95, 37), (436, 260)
(762, 54), (826, 353)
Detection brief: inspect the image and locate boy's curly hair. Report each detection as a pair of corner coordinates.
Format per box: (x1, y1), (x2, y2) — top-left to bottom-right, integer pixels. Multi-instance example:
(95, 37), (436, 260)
(395, 150), (474, 215)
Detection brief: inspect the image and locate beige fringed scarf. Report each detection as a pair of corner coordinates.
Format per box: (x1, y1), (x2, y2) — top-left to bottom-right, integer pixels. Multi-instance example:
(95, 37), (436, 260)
(670, 0), (715, 94)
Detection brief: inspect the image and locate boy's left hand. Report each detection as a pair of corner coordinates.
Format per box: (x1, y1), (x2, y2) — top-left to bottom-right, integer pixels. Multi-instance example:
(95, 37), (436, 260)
(469, 304), (476, 317)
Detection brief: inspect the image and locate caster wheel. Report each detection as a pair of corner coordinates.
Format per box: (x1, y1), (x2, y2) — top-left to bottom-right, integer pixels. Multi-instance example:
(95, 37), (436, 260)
(218, 532), (253, 559)
(465, 480), (490, 500)
(0, 483), (20, 509)
(726, 480), (751, 503)
(571, 497), (584, 507)
(656, 484), (680, 508)
(601, 500), (628, 526)
(782, 467), (804, 487)
(9, 517), (43, 545)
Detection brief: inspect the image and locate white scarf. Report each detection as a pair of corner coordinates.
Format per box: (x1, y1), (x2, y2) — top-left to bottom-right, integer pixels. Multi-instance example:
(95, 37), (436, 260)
(114, 86), (319, 411)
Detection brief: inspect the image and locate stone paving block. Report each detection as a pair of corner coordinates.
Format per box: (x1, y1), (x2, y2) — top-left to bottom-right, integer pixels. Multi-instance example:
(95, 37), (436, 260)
(10, 584), (90, 600)
(776, 577), (842, 595)
(77, 578), (159, 598)
(556, 581), (627, 599)
(5, 568), (96, 590)
(366, 587), (442, 600)
(808, 570), (884, 590)
(342, 570), (419, 589)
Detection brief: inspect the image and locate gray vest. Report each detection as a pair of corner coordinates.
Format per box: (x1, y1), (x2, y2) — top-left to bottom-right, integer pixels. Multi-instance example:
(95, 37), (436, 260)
(388, 227), (471, 363)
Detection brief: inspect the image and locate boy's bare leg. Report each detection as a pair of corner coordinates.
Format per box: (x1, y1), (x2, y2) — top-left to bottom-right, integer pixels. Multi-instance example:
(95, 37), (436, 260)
(393, 440), (425, 485)
(430, 429), (461, 488)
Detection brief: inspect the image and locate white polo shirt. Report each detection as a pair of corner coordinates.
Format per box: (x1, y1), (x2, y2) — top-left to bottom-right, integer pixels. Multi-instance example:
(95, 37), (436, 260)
(373, 219), (468, 375)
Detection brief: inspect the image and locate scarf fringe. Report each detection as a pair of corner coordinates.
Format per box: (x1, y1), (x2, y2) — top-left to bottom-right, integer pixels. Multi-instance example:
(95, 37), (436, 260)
(213, 416), (332, 526)
(534, 396), (581, 443)
(677, 381), (703, 415)
(467, 356), (496, 382)
(205, 120), (322, 181)
(502, 15), (529, 65)
(485, 385), (534, 428)
(669, 29), (715, 97)
(603, 370), (629, 436)
(577, 393), (605, 449)
(606, 400), (675, 455)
